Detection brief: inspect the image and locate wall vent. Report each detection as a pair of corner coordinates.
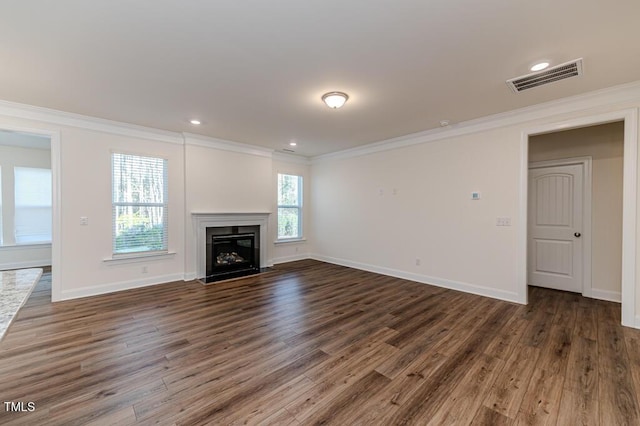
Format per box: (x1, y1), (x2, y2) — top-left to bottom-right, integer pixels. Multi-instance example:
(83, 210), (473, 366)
(506, 58), (583, 93)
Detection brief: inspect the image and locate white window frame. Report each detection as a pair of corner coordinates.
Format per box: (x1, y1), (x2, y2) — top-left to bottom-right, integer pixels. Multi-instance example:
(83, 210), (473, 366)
(111, 152), (168, 257)
(277, 173), (303, 241)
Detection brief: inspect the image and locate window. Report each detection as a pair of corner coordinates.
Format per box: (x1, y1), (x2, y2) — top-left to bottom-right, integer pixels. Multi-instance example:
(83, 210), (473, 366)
(277, 173), (302, 239)
(14, 167), (52, 243)
(112, 153), (167, 255)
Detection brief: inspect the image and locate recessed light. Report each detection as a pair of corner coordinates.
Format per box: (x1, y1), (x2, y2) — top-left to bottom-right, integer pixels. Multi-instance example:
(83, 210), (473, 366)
(190, 119), (201, 125)
(530, 62), (550, 72)
(289, 141), (297, 146)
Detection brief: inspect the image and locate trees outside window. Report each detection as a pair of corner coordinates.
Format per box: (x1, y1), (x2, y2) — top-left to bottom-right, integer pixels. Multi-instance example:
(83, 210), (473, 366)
(112, 153), (167, 254)
(277, 173), (302, 239)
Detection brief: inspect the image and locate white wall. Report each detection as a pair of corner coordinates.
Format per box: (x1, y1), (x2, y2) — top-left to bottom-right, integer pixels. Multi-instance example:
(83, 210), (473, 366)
(312, 127), (522, 301)
(0, 144), (52, 269)
(182, 141), (313, 276)
(183, 139), (274, 278)
(311, 87), (640, 313)
(58, 128), (186, 300)
(0, 114), (186, 301)
(0, 116), (312, 296)
(530, 122), (624, 300)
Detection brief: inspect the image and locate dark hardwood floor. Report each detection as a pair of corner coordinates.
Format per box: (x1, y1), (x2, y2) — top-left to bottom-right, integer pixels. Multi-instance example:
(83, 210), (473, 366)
(0, 260), (638, 425)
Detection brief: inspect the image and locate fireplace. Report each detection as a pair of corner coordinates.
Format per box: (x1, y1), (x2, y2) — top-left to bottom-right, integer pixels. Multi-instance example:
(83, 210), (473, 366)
(205, 225), (260, 283)
(192, 212), (270, 282)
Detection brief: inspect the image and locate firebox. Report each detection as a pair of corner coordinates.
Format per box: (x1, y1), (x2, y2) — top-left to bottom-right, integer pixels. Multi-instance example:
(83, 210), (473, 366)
(205, 226), (260, 283)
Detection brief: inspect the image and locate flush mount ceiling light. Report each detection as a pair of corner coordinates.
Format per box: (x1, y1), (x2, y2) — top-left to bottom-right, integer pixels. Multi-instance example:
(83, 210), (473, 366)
(530, 62), (550, 72)
(289, 141), (297, 146)
(189, 119), (201, 125)
(322, 92), (349, 109)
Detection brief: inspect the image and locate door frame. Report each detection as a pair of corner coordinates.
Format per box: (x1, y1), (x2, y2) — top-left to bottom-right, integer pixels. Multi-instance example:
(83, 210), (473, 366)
(518, 108), (638, 328)
(528, 157), (593, 297)
(0, 123), (61, 302)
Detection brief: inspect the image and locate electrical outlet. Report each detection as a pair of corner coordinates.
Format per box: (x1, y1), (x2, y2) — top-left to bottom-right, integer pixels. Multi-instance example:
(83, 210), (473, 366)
(496, 217), (512, 226)
(415, 258), (421, 266)
(80, 216), (89, 226)
(142, 266), (148, 274)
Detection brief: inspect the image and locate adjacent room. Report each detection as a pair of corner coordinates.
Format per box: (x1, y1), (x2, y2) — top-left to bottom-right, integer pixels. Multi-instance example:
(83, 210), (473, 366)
(1, 1), (640, 424)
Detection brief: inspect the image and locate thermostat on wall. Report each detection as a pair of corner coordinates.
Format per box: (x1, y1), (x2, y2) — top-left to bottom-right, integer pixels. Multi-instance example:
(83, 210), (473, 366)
(471, 191), (481, 200)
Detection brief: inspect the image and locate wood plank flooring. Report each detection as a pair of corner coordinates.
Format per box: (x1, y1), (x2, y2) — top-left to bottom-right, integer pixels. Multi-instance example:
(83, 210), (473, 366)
(0, 259), (638, 425)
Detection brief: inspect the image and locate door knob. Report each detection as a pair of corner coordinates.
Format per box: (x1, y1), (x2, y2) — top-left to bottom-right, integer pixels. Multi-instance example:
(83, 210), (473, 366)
(574, 232), (581, 238)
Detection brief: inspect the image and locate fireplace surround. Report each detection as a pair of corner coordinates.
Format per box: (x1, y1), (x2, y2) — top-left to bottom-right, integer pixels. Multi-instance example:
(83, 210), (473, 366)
(192, 213), (270, 282)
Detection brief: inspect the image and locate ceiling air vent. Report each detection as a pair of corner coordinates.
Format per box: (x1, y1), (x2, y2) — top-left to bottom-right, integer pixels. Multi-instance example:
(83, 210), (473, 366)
(507, 58), (583, 93)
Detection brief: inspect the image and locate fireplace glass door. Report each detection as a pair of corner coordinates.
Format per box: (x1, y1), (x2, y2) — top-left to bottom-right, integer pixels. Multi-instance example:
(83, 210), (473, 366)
(211, 233), (256, 274)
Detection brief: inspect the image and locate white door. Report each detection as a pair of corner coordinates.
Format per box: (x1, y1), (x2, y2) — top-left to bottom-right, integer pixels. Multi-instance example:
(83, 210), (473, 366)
(528, 163), (583, 293)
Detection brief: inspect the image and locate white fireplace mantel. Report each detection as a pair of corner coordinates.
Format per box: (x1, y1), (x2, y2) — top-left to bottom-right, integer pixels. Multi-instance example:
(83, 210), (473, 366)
(192, 212), (271, 280)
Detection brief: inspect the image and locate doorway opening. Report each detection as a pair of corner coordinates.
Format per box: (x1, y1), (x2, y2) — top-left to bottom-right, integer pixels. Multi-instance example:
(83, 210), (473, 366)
(0, 126), (60, 302)
(520, 109), (637, 327)
(529, 121), (625, 301)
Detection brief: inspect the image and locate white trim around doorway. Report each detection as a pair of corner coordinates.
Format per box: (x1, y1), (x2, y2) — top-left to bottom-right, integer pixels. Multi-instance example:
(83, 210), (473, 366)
(518, 108), (638, 328)
(0, 124), (61, 302)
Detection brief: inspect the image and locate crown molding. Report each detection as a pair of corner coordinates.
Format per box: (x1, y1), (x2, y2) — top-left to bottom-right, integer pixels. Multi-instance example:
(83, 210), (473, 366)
(3, 79), (639, 160)
(183, 132), (273, 158)
(0, 99), (183, 144)
(272, 151), (312, 165)
(312, 80), (640, 163)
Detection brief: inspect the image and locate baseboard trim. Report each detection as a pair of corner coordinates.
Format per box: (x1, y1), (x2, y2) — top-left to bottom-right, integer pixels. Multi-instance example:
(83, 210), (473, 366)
(635, 315), (640, 329)
(59, 273), (185, 301)
(183, 272), (197, 282)
(310, 254), (521, 304)
(272, 254), (311, 265)
(590, 289), (622, 303)
(0, 259), (51, 271)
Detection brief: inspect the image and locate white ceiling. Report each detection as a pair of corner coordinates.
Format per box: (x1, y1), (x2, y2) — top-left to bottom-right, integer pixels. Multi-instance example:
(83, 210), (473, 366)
(1, 1), (639, 156)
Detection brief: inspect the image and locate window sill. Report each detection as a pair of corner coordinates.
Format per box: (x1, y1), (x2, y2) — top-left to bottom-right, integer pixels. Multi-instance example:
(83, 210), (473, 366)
(274, 238), (307, 245)
(0, 243), (52, 251)
(103, 251), (176, 265)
